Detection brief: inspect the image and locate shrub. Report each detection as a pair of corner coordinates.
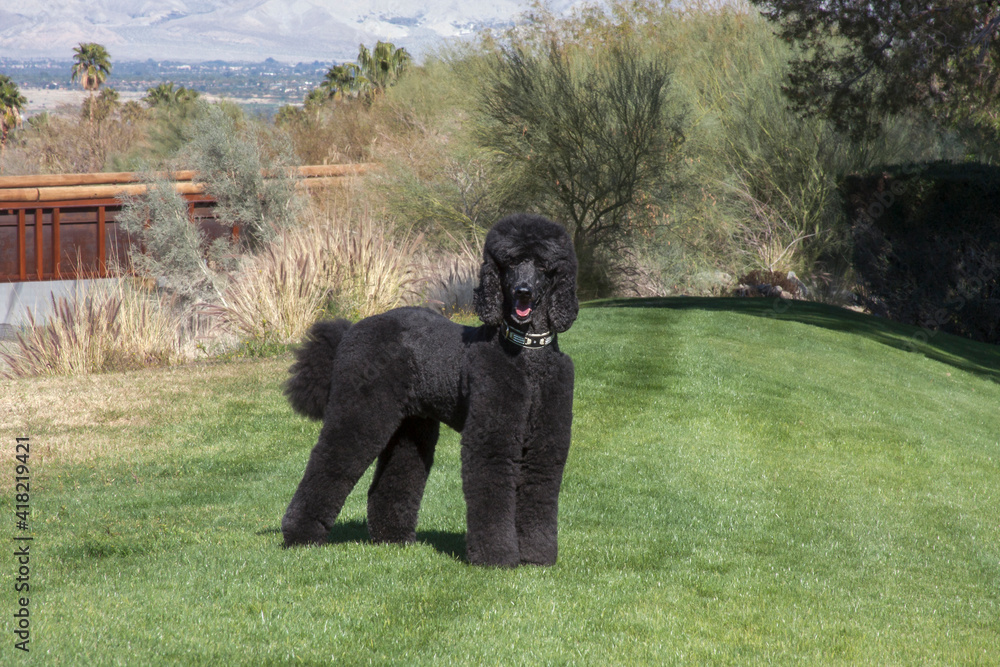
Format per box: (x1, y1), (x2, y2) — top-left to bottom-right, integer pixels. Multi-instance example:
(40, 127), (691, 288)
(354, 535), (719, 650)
(116, 174), (231, 304)
(474, 37), (686, 297)
(117, 103), (307, 309)
(278, 99), (381, 165)
(335, 56), (508, 244)
(2, 101), (148, 175)
(182, 103), (304, 250)
(842, 162), (1000, 344)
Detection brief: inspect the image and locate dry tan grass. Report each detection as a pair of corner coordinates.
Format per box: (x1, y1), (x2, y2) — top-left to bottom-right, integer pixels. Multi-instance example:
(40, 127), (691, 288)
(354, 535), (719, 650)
(0, 357), (288, 484)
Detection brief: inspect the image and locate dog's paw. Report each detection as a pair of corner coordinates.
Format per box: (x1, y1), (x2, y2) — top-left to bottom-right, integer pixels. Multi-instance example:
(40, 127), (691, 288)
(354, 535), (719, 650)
(281, 515), (329, 547)
(367, 521), (417, 545)
(466, 544), (521, 568)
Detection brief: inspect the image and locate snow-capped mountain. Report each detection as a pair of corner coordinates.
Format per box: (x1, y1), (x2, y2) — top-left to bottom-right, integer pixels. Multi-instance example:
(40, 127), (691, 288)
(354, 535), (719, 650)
(0, 1), (588, 63)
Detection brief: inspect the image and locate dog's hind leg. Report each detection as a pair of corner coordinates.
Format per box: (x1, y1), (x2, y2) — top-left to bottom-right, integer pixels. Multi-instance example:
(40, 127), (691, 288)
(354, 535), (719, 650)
(281, 403), (403, 547)
(366, 417), (439, 544)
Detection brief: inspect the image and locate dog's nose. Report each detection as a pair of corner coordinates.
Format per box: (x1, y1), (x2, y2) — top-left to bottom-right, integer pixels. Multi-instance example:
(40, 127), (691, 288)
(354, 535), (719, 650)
(515, 286), (532, 300)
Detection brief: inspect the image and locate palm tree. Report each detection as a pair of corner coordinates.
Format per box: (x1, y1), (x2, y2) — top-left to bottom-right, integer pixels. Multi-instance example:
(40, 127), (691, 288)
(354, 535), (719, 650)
(0, 75), (27, 173)
(356, 41), (411, 97)
(91, 86), (121, 123)
(321, 63), (362, 99)
(71, 43), (112, 123)
(145, 82), (178, 107)
(121, 100), (147, 124)
(311, 41), (411, 107)
(303, 87), (331, 108)
(176, 85), (199, 105)
(144, 82), (199, 108)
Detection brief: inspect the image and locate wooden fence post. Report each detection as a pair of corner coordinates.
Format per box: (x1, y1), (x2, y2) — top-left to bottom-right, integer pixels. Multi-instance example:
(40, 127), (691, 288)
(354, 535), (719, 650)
(17, 209), (26, 281)
(97, 205), (106, 277)
(34, 208), (44, 280)
(52, 208), (61, 279)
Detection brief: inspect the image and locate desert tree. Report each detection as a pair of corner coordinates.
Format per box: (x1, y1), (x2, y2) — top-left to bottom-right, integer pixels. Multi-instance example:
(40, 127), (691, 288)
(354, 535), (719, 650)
(145, 82), (179, 107)
(71, 42), (112, 124)
(0, 74), (27, 172)
(749, 0), (1000, 140)
(476, 39), (685, 295)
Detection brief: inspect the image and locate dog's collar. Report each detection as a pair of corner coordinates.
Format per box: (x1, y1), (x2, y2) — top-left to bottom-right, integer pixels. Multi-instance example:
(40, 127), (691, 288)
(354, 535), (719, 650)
(500, 321), (554, 349)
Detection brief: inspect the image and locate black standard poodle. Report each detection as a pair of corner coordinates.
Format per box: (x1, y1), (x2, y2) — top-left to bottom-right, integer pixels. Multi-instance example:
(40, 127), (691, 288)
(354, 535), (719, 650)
(281, 213), (579, 567)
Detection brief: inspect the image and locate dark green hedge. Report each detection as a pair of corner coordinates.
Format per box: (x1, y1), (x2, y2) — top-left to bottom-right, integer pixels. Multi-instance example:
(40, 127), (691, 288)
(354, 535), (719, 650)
(841, 162), (999, 344)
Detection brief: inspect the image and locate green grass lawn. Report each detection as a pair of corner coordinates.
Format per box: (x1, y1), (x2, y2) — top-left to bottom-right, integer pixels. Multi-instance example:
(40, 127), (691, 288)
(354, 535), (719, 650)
(3, 298), (998, 664)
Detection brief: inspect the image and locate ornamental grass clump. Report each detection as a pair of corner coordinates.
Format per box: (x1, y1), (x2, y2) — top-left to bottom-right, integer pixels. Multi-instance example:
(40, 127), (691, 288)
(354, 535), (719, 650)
(1, 280), (182, 378)
(211, 207), (422, 347)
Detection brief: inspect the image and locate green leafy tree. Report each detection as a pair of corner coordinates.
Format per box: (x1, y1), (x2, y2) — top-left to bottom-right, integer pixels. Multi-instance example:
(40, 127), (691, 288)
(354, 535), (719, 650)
(0, 74), (27, 172)
(71, 42), (112, 124)
(749, 0), (1000, 139)
(476, 40), (685, 295)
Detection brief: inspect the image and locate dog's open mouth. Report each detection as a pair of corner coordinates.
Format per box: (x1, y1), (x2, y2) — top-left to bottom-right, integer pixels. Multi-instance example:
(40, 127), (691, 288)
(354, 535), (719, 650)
(514, 295), (533, 322)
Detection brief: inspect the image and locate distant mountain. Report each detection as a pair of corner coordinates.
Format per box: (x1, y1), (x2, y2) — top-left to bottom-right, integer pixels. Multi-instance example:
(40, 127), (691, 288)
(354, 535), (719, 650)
(0, 0), (588, 63)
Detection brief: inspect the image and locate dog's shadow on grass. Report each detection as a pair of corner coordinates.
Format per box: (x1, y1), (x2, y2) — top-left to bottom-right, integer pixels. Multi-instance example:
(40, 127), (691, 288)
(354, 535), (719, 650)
(262, 520), (467, 562)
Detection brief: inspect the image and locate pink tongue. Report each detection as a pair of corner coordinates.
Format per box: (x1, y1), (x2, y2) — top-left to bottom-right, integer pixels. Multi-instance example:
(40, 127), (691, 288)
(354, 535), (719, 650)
(516, 306), (532, 318)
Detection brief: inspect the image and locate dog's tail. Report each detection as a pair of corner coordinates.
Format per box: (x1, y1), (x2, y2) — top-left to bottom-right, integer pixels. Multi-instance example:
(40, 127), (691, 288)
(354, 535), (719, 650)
(283, 319), (352, 420)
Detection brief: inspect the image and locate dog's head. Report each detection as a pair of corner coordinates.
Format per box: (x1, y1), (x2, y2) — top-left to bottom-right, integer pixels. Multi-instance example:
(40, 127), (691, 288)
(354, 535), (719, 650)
(473, 214), (578, 334)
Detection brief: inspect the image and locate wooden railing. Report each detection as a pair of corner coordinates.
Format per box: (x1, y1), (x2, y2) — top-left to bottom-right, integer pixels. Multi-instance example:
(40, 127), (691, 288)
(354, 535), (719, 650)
(0, 164), (370, 282)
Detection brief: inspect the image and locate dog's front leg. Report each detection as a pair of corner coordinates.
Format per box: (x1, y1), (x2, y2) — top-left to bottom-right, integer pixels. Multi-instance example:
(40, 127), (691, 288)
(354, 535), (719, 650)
(516, 360), (574, 565)
(460, 382), (526, 567)
(461, 435), (520, 567)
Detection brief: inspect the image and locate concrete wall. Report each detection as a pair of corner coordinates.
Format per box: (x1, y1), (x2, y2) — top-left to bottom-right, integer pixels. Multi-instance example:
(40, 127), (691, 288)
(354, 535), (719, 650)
(0, 279), (116, 340)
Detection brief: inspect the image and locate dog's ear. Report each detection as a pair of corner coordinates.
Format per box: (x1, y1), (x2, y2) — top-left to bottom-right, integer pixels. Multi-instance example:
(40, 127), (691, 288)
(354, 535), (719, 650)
(473, 249), (504, 326)
(548, 254), (579, 333)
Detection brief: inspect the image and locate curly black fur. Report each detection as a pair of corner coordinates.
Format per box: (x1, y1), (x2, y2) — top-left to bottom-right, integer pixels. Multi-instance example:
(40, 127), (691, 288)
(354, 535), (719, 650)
(281, 213), (578, 567)
(284, 319), (352, 420)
